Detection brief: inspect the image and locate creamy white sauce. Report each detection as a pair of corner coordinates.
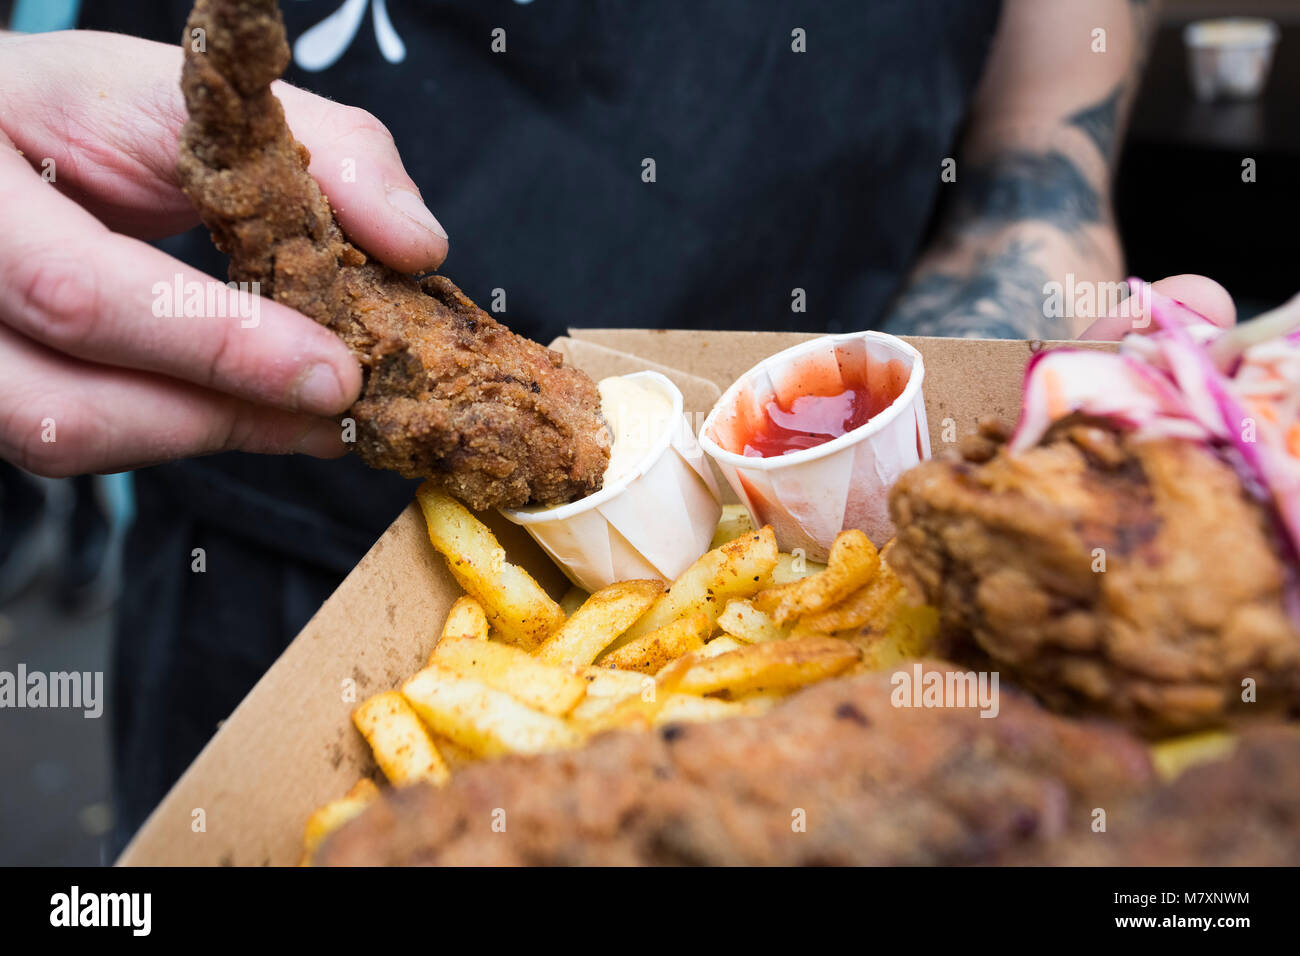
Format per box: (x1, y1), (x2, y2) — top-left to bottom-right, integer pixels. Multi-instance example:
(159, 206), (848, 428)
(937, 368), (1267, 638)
(598, 376), (674, 485)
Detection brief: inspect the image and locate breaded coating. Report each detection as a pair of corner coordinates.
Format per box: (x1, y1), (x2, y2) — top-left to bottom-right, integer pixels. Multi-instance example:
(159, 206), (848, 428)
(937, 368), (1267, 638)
(177, 0), (609, 509)
(888, 418), (1300, 735)
(316, 665), (1155, 866)
(1043, 725), (1300, 866)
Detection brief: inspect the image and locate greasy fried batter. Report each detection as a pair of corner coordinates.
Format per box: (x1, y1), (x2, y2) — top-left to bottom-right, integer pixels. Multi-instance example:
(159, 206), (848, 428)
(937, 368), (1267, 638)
(177, 0), (609, 509)
(889, 418), (1300, 735)
(316, 665), (1154, 866)
(1043, 725), (1300, 866)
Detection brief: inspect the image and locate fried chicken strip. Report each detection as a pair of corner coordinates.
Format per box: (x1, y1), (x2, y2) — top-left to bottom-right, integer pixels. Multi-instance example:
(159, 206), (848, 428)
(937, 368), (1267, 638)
(317, 665), (1154, 866)
(178, 0), (609, 509)
(889, 418), (1300, 735)
(1043, 725), (1300, 866)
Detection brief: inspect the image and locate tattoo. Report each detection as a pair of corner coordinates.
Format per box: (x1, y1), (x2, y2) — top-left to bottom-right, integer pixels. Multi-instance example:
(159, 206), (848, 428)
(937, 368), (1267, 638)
(1067, 86), (1122, 160)
(951, 151), (1101, 234)
(880, 239), (1053, 339)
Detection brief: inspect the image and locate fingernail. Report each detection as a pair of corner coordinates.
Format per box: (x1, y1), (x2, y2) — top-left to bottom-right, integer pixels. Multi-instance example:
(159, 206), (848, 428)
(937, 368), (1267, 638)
(295, 362), (347, 414)
(295, 418), (348, 458)
(386, 187), (448, 239)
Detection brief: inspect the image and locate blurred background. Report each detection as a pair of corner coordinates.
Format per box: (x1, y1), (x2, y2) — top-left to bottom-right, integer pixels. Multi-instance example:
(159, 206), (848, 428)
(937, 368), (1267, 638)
(1118, 0), (1299, 319)
(0, 0), (1296, 865)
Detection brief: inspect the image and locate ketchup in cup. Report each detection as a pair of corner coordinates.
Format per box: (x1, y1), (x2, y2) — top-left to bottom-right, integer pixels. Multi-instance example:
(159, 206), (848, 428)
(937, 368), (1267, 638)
(699, 330), (929, 560)
(737, 353), (910, 458)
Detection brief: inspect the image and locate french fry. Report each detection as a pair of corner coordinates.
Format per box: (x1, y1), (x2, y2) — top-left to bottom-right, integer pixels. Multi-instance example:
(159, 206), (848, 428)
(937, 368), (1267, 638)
(729, 689), (786, 712)
(429, 733), (479, 770)
(432, 596), (489, 658)
(753, 530), (880, 624)
(352, 691), (451, 787)
(716, 598), (789, 643)
(710, 525), (781, 601)
(598, 611), (710, 674)
(615, 527), (779, 648)
(1150, 731), (1237, 781)
(574, 653), (696, 734)
(581, 666), (653, 698)
(698, 635), (747, 658)
(654, 693), (755, 726)
(709, 503), (755, 549)
(533, 579), (664, 667)
(559, 586), (590, 617)
(302, 778), (380, 859)
(766, 551), (827, 586)
(798, 563), (905, 633)
(855, 604), (939, 670)
(431, 635), (587, 716)
(568, 693), (623, 725)
(402, 665), (581, 757)
(674, 636), (860, 696)
(416, 483), (564, 649)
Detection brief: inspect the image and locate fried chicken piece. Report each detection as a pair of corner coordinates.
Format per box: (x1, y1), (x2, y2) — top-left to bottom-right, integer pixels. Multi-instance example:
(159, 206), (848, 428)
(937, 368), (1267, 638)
(316, 665), (1153, 866)
(1040, 725), (1300, 866)
(889, 418), (1300, 735)
(177, 0), (609, 509)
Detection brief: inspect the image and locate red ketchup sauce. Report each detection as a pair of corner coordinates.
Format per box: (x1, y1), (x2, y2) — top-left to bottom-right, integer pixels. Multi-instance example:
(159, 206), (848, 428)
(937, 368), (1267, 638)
(739, 353), (909, 459)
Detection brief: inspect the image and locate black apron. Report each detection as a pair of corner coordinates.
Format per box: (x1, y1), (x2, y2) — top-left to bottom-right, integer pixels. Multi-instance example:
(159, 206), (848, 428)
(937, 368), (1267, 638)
(79, 0), (1003, 849)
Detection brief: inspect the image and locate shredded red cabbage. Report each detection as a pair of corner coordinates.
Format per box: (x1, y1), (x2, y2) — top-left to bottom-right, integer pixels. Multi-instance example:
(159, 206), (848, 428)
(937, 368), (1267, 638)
(1010, 279), (1300, 618)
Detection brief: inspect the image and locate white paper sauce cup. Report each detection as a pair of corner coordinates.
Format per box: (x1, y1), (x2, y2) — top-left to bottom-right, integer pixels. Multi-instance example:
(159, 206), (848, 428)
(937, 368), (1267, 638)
(500, 371), (722, 592)
(1184, 18), (1279, 101)
(699, 332), (929, 561)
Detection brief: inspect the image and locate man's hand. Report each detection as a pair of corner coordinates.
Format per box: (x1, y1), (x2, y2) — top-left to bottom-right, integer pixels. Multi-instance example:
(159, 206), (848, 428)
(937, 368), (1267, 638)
(0, 30), (448, 477)
(881, 0), (1158, 340)
(1080, 273), (1236, 339)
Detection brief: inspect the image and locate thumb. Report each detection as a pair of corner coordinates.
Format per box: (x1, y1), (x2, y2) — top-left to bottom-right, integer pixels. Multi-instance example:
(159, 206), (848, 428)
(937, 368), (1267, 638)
(275, 84), (449, 274)
(1079, 274), (1237, 341)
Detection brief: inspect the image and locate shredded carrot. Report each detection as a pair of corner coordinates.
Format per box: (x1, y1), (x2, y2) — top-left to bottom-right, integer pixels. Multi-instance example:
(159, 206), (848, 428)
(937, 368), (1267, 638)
(1287, 422), (1300, 459)
(1252, 400), (1278, 425)
(1043, 368), (1067, 420)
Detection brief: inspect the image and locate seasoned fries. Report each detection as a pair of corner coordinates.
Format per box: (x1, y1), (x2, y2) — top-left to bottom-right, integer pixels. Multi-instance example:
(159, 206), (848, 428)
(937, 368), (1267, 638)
(431, 636), (587, 716)
(698, 635), (746, 658)
(559, 586), (590, 617)
(581, 666), (652, 699)
(307, 505), (943, 862)
(616, 527), (778, 647)
(1150, 731), (1237, 781)
(717, 597), (788, 644)
(302, 778), (379, 860)
(753, 530), (880, 624)
(534, 579), (665, 667)
(351, 691), (451, 787)
(799, 563), (905, 633)
(673, 636), (860, 696)
(573, 653), (696, 734)
(416, 483), (565, 648)
(599, 611), (711, 673)
(709, 503), (756, 549)
(767, 551), (826, 586)
(655, 693), (755, 725)
(435, 595), (489, 649)
(402, 665), (582, 757)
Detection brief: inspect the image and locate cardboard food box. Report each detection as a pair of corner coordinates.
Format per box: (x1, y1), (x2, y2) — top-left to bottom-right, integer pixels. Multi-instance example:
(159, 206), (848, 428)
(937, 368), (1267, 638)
(118, 330), (1112, 866)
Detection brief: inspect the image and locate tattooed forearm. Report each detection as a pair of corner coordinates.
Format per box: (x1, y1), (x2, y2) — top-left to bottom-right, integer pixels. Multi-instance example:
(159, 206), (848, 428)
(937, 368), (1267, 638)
(949, 151), (1102, 235)
(879, 0), (1158, 340)
(1067, 86), (1123, 160)
(880, 240), (1053, 339)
